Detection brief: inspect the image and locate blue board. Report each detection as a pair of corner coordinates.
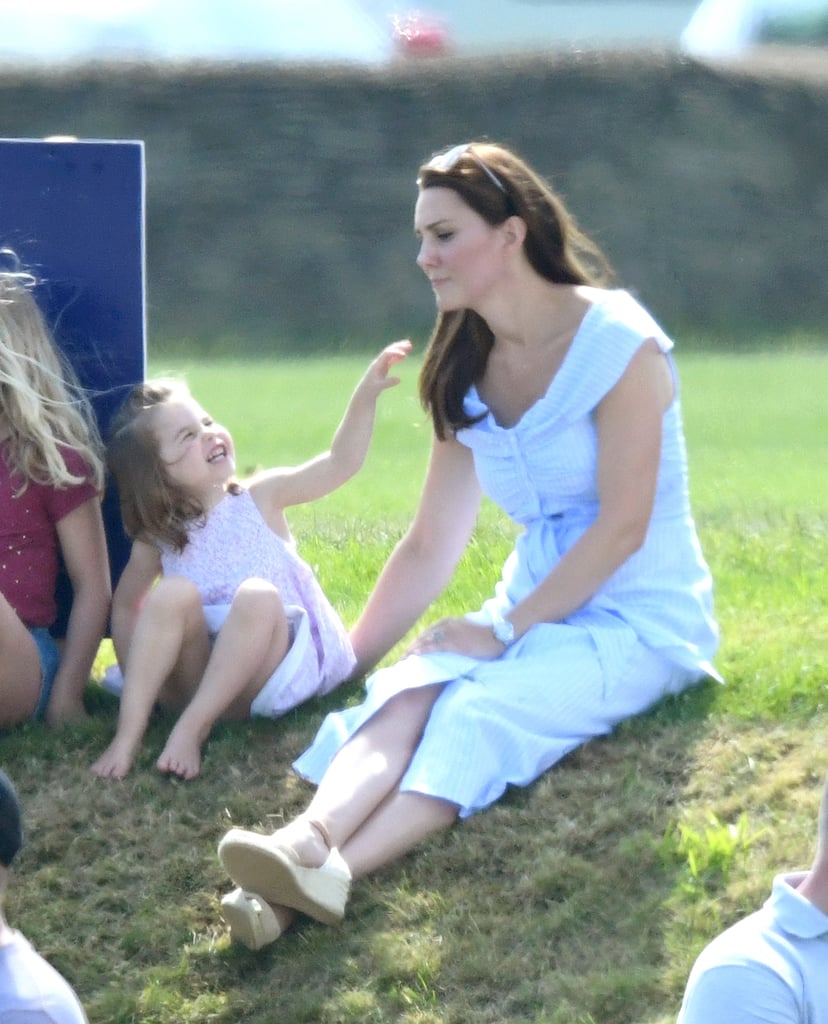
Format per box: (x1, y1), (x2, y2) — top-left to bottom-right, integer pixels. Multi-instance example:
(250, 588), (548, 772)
(0, 137), (146, 635)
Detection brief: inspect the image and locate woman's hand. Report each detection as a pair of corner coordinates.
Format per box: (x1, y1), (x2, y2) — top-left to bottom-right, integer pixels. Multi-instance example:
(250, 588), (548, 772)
(407, 616), (506, 660)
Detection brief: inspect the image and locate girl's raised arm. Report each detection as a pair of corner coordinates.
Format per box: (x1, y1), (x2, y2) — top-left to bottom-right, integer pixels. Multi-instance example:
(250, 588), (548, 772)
(251, 340), (411, 515)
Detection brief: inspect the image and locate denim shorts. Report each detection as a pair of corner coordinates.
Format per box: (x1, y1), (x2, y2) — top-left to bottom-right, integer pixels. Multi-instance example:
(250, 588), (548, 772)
(29, 627), (61, 721)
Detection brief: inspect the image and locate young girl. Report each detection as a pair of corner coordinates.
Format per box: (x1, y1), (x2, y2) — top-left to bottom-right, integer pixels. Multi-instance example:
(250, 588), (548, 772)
(91, 339), (411, 782)
(0, 251), (111, 728)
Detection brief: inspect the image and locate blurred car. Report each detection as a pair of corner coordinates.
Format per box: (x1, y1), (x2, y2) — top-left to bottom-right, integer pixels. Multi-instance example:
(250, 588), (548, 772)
(390, 10), (451, 57)
(381, 1), (702, 53)
(681, 0), (828, 56)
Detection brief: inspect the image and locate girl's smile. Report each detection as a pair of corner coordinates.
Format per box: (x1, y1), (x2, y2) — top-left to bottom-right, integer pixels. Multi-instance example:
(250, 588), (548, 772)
(154, 396), (236, 501)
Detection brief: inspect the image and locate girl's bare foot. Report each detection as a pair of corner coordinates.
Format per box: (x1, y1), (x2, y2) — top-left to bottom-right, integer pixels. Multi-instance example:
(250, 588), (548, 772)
(90, 736), (139, 780)
(156, 722), (204, 780)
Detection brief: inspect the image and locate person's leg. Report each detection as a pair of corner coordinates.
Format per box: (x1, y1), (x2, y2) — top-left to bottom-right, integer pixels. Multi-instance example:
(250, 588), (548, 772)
(91, 577), (210, 779)
(0, 595), (41, 728)
(340, 789), (458, 879)
(221, 790), (458, 951)
(218, 684), (450, 920)
(157, 579), (290, 780)
(218, 695), (458, 946)
(267, 683), (447, 867)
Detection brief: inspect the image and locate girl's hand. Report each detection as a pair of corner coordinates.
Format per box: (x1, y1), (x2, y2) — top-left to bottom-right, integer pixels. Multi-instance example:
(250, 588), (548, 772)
(406, 616), (506, 660)
(357, 339), (412, 398)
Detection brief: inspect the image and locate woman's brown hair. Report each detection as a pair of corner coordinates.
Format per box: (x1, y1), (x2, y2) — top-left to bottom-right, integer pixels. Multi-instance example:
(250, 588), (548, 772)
(416, 143), (614, 439)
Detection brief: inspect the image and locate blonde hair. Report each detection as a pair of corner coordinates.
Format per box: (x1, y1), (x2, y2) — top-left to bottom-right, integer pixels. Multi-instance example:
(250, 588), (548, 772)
(0, 253), (104, 494)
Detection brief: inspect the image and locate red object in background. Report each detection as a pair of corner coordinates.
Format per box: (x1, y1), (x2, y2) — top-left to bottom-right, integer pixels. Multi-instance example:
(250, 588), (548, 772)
(391, 10), (451, 56)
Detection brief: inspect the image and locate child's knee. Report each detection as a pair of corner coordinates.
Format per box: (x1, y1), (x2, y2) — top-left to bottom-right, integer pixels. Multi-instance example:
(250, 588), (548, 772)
(232, 579), (283, 617)
(146, 575), (201, 616)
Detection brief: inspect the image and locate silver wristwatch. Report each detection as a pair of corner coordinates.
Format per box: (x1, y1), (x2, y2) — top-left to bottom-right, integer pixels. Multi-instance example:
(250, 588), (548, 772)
(491, 609), (515, 647)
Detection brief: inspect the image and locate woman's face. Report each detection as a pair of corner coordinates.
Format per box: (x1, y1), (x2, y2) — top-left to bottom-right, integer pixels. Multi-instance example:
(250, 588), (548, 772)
(414, 187), (508, 313)
(152, 394), (235, 501)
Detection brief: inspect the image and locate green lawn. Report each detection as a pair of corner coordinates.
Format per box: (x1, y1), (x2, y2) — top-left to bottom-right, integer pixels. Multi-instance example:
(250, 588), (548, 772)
(2, 345), (827, 1024)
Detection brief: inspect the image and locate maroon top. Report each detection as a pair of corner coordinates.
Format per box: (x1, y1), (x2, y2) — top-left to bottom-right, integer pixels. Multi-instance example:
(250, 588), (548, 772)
(0, 446), (98, 628)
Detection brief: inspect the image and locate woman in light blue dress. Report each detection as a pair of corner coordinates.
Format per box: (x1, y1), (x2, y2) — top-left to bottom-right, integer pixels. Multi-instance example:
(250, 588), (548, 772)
(216, 141), (720, 949)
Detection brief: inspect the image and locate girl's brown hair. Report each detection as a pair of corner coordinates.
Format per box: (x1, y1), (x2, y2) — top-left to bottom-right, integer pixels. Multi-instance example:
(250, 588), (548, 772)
(107, 379), (238, 552)
(416, 143), (614, 439)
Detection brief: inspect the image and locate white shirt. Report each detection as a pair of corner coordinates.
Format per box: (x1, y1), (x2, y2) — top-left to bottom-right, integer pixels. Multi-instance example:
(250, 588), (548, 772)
(0, 930), (88, 1023)
(677, 872), (828, 1024)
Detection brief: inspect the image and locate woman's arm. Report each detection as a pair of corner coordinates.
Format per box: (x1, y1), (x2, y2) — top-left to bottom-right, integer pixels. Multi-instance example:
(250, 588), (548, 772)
(413, 340), (674, 661)
(108, 539), (162, 670)
(251, 340), (411, 517)
(349, 433), (483, 676)
(46, 498), (112, 725)
(504, 339), (672, 638)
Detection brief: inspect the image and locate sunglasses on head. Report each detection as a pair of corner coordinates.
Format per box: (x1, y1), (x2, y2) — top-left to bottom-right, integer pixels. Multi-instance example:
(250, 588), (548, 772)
(423, 143), (507, 194)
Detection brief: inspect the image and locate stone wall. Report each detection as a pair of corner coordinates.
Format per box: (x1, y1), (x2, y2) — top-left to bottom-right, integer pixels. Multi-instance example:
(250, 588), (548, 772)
(0, 50), (825, 349)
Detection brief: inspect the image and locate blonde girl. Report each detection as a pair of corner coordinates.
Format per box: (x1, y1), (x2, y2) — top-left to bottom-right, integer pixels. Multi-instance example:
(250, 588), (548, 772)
(0, 251), (111, 727)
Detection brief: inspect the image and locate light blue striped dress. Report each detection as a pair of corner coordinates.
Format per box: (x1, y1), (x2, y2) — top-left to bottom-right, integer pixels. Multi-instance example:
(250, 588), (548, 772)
(294, 290), (720, 817)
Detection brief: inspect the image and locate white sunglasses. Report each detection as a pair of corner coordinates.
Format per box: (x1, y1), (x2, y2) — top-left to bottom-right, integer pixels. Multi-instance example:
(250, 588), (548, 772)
(423, 143), (507, 194)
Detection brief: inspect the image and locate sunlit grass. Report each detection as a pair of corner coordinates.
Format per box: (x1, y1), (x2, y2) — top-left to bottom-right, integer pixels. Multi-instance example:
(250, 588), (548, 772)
(1, 343), (827, 1023)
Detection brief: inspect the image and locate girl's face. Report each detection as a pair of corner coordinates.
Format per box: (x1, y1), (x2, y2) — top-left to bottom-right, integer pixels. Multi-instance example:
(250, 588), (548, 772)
(414, 186), (509, 313)
(153, 394), (235, 502)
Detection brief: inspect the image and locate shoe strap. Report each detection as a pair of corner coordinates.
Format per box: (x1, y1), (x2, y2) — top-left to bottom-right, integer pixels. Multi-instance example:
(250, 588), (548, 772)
(307, 818), (332, 850)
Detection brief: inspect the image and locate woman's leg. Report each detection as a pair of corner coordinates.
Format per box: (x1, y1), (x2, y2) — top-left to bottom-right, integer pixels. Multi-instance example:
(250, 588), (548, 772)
(0, 595), (42, 728)
(220, 788), (458, 950)
(340, 790), (459, 879)
(157, 579), (290, 779)
(271, 684), (447, 867)
(91, 577), (210, 779)
(219, 683), (457, 942)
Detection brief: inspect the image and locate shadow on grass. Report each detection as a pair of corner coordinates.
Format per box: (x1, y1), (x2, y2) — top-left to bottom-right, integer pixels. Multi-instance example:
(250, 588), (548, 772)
(0, 672), (732, 1024)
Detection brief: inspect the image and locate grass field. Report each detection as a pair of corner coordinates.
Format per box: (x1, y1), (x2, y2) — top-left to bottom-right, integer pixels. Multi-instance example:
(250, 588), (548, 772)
(2, 343), (827, 1024)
